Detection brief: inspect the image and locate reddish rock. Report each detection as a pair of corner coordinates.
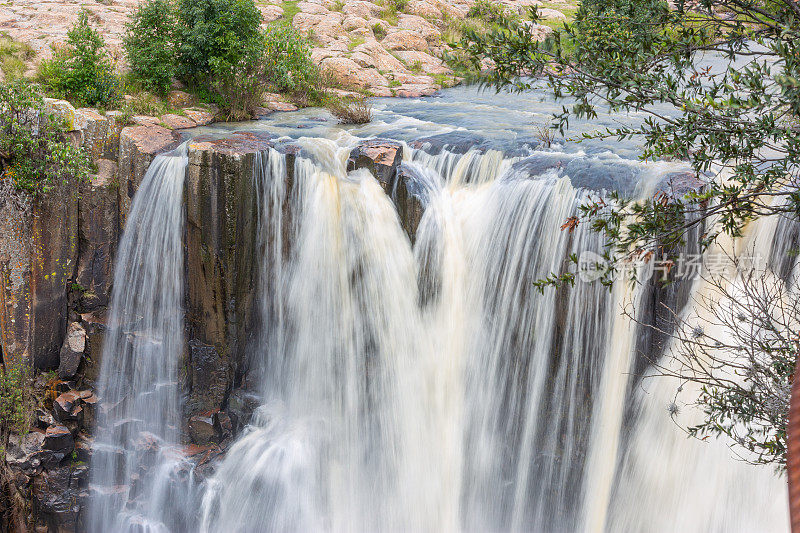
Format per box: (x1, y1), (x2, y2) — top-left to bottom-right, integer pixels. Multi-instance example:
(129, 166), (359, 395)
(160, 113), (197, 130)
(346, 139), (404, 193)
(53, 390), (83, 421)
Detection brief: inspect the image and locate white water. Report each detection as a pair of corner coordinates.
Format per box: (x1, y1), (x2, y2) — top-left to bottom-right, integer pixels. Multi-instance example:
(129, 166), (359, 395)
(89, 147), (196, 532)
(88, 114), (790, 531)
(195, 140), (789, 532)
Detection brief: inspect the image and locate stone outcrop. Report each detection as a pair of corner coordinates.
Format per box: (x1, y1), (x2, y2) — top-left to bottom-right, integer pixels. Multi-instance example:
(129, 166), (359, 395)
(346, 139), (404, 193)
(184, 132), (290, 419)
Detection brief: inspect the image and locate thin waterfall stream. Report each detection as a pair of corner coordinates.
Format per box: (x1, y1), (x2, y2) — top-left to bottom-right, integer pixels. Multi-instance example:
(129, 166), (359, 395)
(89, 86), (790, 532)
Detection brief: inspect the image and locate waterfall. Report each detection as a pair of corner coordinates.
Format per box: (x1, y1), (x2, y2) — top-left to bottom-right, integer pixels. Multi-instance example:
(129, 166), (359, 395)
(93, 136), (788, 531)
(195, 141), (787, 532)
(88, 146), (194, 532)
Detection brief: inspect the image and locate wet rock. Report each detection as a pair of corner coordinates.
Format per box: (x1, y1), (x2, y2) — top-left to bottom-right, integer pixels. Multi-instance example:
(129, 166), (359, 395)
(81, 312), (107, 384)
(410, 131), (491, 155)
(213, 411), (233, 441)
(393, 163), (431, 243)
(188, 413), (217, 445)
(226, 389), (261, 429)
(32, 462), (89, 532)
(346, 139), (404, 193)
(187, 340), (229, 414)
(58, 322), (86, 380)
(510, 153), (641, 196)
(185, 133), (279, 413)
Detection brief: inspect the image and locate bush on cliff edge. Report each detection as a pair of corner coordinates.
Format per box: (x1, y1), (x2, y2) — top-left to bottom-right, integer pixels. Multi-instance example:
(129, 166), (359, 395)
(0, 81), (90, 210)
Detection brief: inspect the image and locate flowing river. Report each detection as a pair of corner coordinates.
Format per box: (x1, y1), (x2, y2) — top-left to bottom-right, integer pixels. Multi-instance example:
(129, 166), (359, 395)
(88, 83), (790, 532)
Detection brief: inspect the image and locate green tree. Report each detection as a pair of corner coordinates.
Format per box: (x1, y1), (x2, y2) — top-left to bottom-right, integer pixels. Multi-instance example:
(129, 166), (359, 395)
(454, 0), (800, 468)
(175, 0), (262, 86)
(39, 11), (121, 107)
(124, 0), (179, 95)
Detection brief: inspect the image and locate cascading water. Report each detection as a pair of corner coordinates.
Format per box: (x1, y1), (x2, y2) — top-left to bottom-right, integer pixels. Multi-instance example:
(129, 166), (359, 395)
(89, 146), (195, 532)
(91, 84), (790, 531)
(195, 136), (788, 532)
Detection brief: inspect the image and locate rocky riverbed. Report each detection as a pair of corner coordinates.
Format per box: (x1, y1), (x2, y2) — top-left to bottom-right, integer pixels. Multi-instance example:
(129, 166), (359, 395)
(0, 0), (575, 96)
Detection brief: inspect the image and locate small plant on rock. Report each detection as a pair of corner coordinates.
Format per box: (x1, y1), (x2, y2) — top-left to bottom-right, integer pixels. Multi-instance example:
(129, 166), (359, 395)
(0, 360), (33, 436)
(326, 95), (373, 124)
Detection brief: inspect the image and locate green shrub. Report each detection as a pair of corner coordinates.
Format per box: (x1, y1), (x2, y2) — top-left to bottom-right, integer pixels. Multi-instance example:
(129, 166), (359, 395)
(38, 11), (121, 108)
(372, 23), (387, 41)
(326, 95), (373, 124)
(467, 0), (514, 23)
(121, 0), (321, 119)
(262, 21), (321, 99)
(175, 0), (262, 85)
(0, 81), (90, 200)
(0, 360), (33, 436)
(124, 0), (178, 95)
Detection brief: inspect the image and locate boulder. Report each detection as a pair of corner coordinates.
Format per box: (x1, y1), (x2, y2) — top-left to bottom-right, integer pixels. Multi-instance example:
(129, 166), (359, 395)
(53, 390), (83, 422)
(394, 51), (451, 74)
(538, 7), (567, 20)
(405, 0), (442, 19)
(393, 163), (432, 243)
(346, 139), (404, 194)
(160, 113), (197, 130)
(396, 15), (440, 42)
(656, 170), (706, 200)
(321, 57), (390, 91)
(6, 431), (47, 472)
(188, 413), (217, 445)
(183, 107), (217, 126)
(381, 30), (429, 51)
(352, 39), (409, 72)
(57, 322), (86, 380)
(43, 425), (75, 456)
